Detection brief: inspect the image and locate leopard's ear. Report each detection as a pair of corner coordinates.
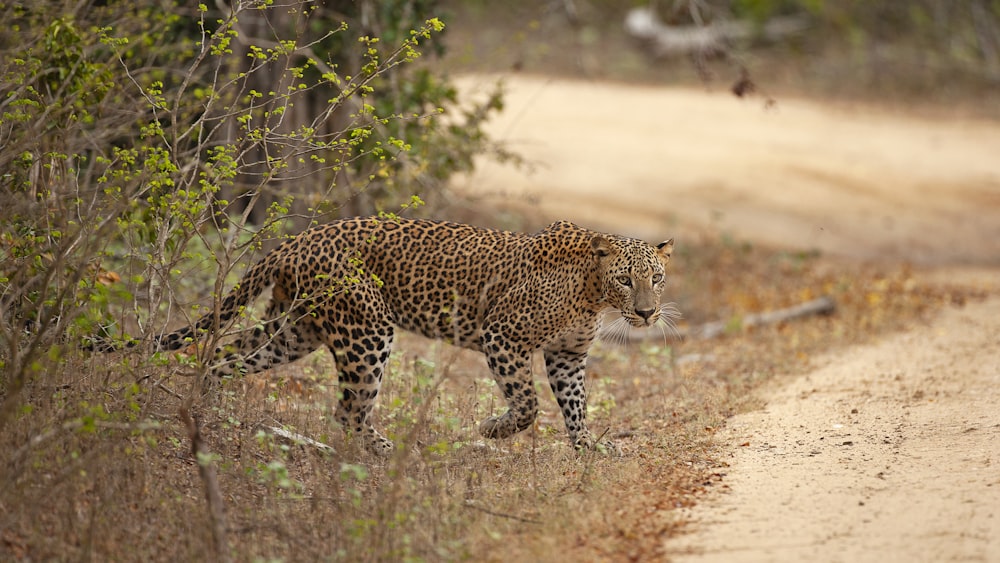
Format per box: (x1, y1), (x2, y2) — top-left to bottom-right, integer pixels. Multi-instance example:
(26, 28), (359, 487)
(656, 239), (674, 264)
(591, 235), (616, 258)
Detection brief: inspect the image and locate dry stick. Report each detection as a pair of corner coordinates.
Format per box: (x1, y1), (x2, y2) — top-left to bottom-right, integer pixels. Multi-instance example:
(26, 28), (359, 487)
(631, 296), (837, 342)
(180, 405), (232, 563)
(462, 500), (541, 524)
(692, 296), (836, 340)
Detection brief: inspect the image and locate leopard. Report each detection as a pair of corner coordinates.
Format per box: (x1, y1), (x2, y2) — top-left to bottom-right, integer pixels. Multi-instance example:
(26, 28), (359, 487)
(153, 216), (674, 454)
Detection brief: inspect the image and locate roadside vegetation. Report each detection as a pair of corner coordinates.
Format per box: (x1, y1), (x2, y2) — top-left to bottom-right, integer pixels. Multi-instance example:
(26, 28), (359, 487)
(1, 0), (995, 561)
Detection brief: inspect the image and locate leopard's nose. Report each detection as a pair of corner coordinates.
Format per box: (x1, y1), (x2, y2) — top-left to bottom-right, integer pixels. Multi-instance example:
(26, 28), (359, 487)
(636, 308), (655, 321)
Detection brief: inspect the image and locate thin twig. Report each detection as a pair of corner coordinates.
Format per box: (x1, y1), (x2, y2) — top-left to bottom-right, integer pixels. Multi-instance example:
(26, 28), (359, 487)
(463, 500), (541, 524)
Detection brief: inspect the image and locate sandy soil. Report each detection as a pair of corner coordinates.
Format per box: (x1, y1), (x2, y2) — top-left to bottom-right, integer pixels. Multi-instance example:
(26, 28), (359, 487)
(454, 74), (1000, 562)
(668, 296), (1000, 562)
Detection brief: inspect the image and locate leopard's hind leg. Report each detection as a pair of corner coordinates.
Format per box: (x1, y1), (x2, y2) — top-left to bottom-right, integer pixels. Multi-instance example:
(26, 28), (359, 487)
(317, 297), (396, 455)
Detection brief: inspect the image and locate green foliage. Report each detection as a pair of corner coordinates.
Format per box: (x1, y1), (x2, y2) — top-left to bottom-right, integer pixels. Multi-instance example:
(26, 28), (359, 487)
(0, 0), (503, 407)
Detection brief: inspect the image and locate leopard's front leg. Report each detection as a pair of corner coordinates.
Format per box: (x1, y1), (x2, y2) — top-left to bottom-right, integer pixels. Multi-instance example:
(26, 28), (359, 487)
(544, 347), (619, 454)
(479, 333), (538, 440)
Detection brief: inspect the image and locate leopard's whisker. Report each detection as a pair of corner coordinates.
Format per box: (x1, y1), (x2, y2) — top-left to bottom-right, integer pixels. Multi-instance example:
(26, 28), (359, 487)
(599, 315), (629, 348)
(616, 317), (632, 348)
(616, 318), (632, 348)
(657, 302), (682, 340)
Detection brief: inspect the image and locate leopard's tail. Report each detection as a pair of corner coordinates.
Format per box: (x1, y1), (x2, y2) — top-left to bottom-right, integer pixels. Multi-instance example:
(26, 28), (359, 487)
(155, 257), (278, 352)
(82, 255), (279, 354)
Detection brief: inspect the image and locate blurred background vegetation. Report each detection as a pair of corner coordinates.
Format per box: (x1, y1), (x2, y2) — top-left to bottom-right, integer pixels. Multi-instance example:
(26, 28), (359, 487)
(443, 0), (1000, 111)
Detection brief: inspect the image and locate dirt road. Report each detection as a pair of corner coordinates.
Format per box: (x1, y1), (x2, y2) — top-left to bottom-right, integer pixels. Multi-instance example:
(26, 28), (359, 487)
(454, 75), (1000, 562)
(668, 296), (1000, 562)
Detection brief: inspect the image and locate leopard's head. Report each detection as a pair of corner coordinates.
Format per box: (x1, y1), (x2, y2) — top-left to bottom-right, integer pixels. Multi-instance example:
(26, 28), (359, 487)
(592, 235), (675, 328)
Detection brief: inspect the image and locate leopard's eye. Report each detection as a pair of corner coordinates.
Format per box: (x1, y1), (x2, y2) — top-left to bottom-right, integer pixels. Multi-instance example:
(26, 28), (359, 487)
(652, 273), (663, 284)
(617, 275), (632, 287)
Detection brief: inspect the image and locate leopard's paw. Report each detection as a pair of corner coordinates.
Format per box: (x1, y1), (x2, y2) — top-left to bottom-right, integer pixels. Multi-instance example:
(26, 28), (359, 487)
(573, 432), (622, 456)
(366, 431), (395, 456)
(479, 414), (517, 440)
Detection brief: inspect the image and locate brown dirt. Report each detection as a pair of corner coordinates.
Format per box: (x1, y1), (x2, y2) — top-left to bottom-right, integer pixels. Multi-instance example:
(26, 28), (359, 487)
(454, 74), (1000, 562)
(668, 296), (1000, 562)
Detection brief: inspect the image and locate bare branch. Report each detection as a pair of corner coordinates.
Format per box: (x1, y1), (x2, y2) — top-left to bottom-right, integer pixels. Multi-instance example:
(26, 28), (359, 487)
(180, 405), (231, 563)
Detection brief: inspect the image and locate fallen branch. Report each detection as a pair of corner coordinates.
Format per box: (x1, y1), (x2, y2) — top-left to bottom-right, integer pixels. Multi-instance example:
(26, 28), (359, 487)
(624, 7), (809, 58)
(693, 296), (836, 340)
(180, 406), (232, 563)
(254, 423), (336, 455)
(632, 295), (836, 341)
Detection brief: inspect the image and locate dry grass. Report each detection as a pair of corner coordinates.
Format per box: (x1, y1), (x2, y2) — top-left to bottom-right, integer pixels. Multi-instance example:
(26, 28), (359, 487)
(0, 233), (984, 561)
